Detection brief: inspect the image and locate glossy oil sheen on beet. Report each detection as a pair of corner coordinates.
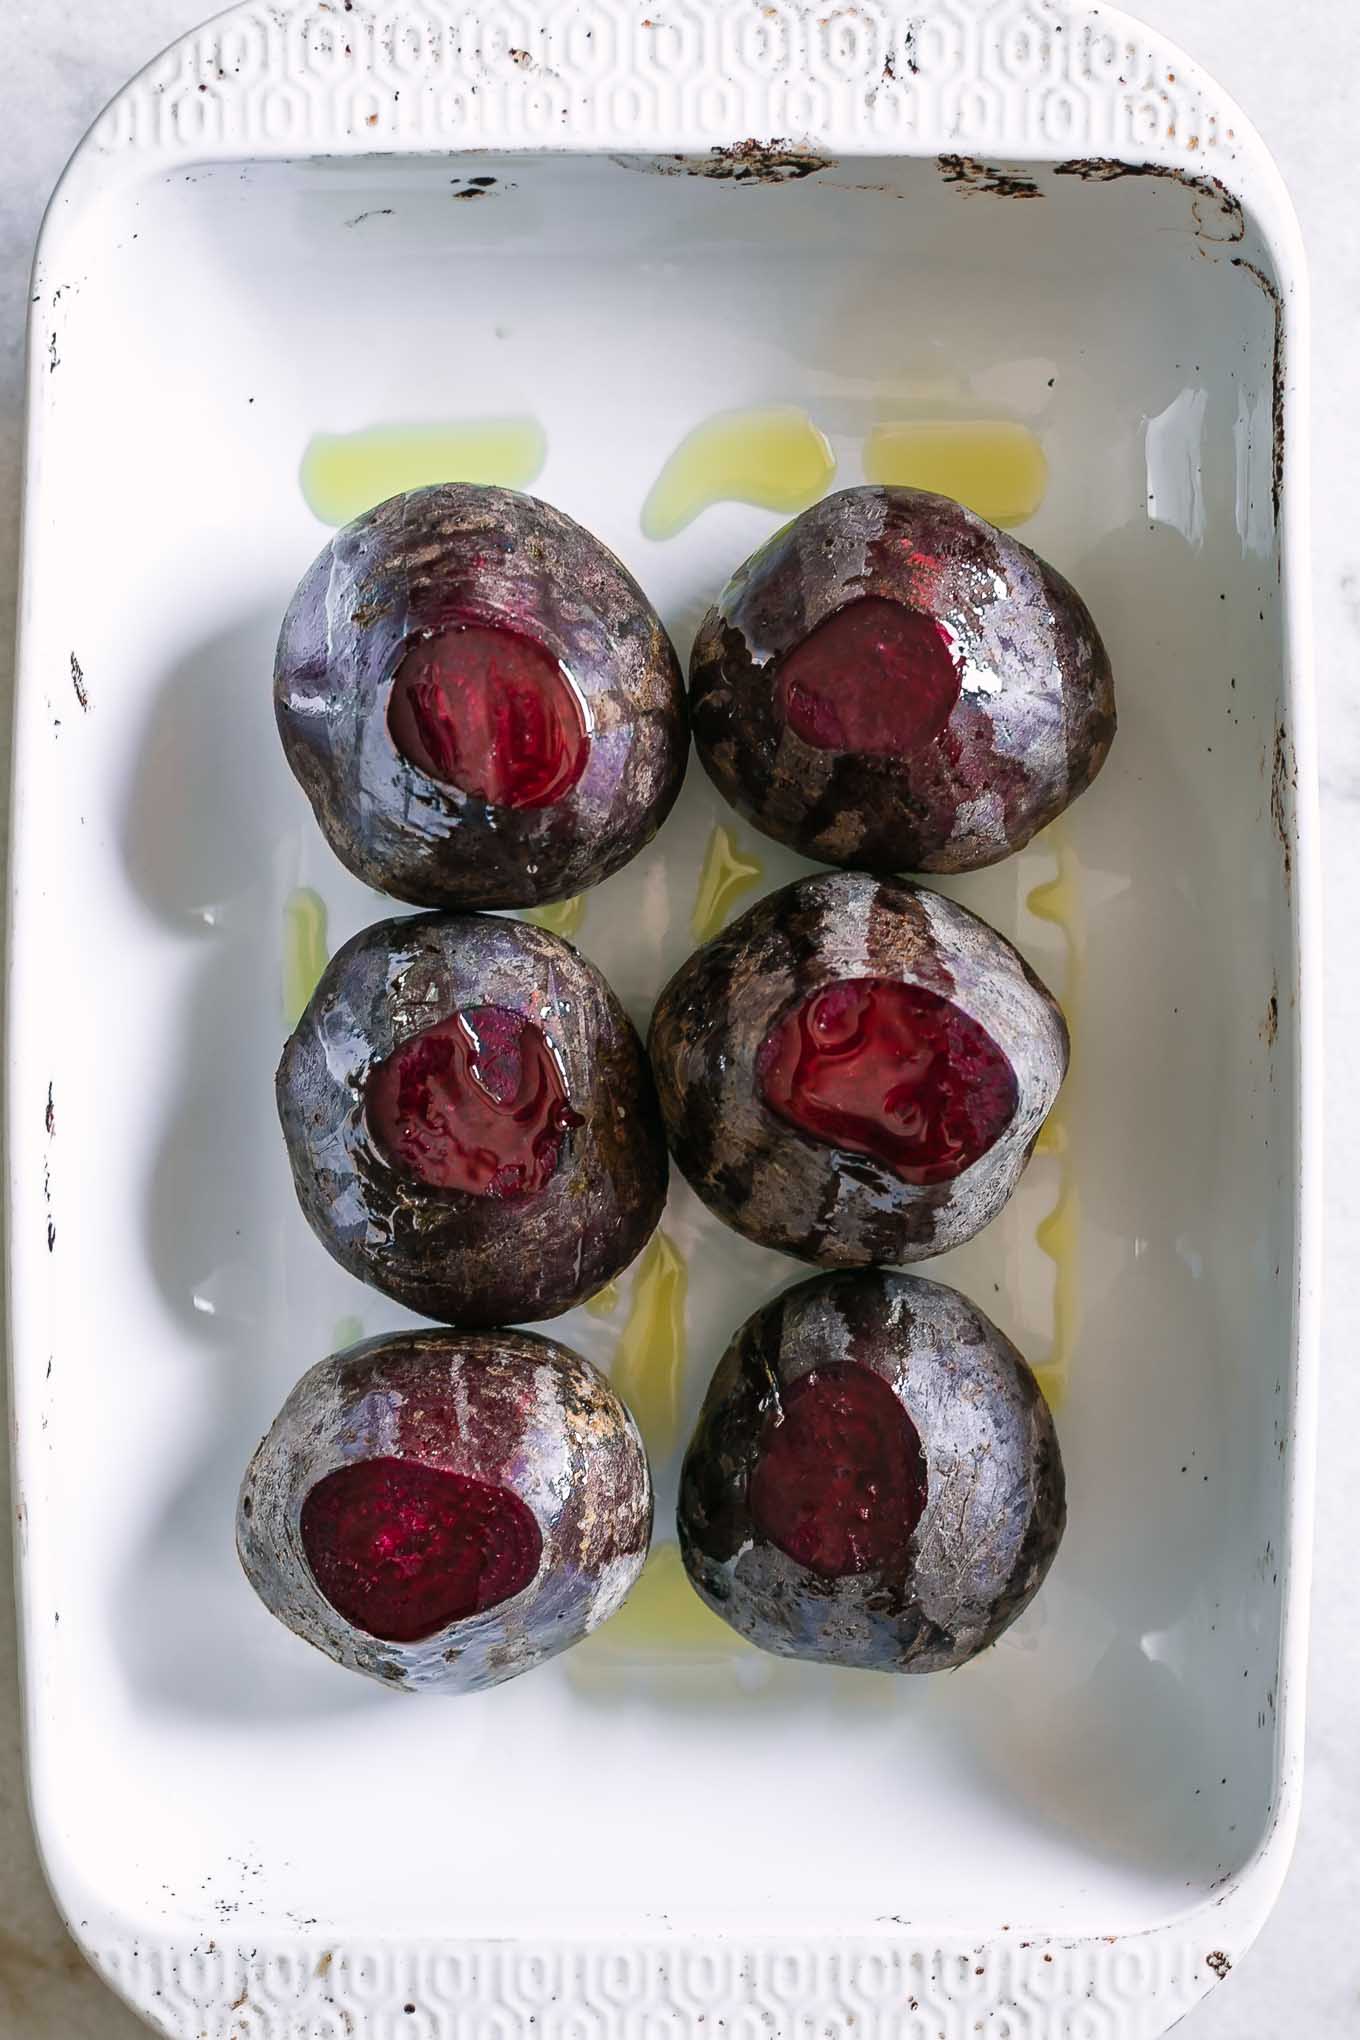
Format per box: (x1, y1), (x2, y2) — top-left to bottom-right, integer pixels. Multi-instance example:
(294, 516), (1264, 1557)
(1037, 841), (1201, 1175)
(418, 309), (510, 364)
(275, 483), (687, 909)
(366, 1005), (583, 1197)
(755, 977), (1018, 1186)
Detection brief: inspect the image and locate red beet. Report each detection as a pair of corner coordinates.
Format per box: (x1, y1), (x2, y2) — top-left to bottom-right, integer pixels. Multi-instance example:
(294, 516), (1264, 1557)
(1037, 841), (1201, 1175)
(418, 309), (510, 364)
(648, 872), (1066, 1268)
(275, 484), (688, 909)
(277, 913), (666, 1327)
(238, 1329), (652, 1693)
(678, 1269), (1065, 1672)
(689, 486), (1114, 873)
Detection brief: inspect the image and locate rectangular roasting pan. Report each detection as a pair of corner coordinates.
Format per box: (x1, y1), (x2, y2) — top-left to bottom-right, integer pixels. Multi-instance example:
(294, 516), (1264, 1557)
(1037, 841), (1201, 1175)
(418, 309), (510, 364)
(7, 2), (1317, 2033)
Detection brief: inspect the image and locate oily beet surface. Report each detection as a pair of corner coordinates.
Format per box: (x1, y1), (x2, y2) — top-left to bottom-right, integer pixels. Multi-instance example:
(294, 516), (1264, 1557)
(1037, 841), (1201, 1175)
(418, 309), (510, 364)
(689, 484), (1115, 873)
(648, 871), (1067, 1267)
(238, 1328), (653, 1693)
(678, 1268), (1065, 1672)
(277, 912), (667, 1326)
(276, 483), (688, 908)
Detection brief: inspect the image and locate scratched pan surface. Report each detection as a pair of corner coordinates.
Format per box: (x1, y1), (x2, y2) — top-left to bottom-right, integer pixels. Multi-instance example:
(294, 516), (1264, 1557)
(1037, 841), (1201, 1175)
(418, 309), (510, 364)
(6, 3), (1316, 2035)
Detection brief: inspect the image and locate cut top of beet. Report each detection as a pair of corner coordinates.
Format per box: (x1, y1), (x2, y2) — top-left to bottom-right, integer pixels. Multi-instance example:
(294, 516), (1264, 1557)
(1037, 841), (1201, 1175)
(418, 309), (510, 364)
(776, 595), (961, 759)
(366, 1004), (584, 1198)
(387, 621), (590, 809)
(748, 1362), (927, 1578)
(755, 976), (1018, 1186)
(300, 1455), (543, 1643)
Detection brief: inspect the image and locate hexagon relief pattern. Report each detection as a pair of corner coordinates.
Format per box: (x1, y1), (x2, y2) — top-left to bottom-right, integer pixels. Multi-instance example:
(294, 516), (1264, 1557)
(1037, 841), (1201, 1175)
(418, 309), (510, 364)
(93, 1929), (1228, 2037)
(90, 0), (1233, 165)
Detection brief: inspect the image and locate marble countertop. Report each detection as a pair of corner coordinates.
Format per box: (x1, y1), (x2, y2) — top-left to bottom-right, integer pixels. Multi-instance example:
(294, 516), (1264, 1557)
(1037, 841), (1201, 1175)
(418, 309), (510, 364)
(2, 1), (1357, 2034)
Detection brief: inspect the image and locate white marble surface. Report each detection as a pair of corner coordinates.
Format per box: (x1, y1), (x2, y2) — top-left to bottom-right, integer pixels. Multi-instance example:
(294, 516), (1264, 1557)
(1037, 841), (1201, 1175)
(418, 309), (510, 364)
(2, 1), (1358, 2033)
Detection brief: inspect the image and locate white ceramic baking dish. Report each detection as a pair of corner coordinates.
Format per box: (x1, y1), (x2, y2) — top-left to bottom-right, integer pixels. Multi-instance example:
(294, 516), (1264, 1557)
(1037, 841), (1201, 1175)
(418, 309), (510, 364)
(7, 2), (1317, 2034)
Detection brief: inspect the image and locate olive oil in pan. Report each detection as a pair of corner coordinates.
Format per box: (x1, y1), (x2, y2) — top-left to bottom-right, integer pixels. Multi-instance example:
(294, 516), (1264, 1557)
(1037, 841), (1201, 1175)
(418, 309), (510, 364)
(522, 894), (586, 941)
(641, 405), (835, 540)
(282, 887), (329, 1029)
(300, 416), (546, 526)
(610, 1230), (687, 1458)
(864, 419), (1047, 527)
(581, 1541), (744, 1659)
(691, 824), (763, 944)
(1026, 829), (1083, 1409)
(583, 1278), (620, 1319)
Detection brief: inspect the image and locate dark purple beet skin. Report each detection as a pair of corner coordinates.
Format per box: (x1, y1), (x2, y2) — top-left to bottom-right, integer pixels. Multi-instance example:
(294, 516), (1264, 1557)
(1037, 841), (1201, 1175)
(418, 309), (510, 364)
(689, 485), (1115, 873)
(648, 871), (1067, 1268)
(275, 484), (688, 909)
(678, 1269), (1065, 1672)
(237, 1329), (653, 1693)
(277, 913), (667, 1327)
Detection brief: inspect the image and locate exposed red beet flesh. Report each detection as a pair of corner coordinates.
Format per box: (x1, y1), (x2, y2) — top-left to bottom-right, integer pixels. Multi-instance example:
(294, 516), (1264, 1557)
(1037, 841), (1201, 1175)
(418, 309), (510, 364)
(387, 622), (589, 809)
(300, 1456), (543, 1643)
(776, 596), (960, 757)
(755, 977), (1018, 1186)
(367, 1005), (584, 1197)
(748, 1362), (926, 1578)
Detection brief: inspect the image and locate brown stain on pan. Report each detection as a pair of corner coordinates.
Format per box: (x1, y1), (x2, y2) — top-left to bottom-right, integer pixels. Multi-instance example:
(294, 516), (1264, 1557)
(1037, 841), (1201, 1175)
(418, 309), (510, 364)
(618, 139), (832, 184)
(1053, 158), (1245, 243)
(882, 34), (919, 80)
(937, 155), (1041, 199)
(1270, 721), (1296, 885)
(1233, 257), (1286, 531)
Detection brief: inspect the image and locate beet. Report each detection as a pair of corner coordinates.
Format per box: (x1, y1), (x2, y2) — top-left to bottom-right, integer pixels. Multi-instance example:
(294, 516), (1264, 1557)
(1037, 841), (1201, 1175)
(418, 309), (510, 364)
(689, 485), (1114, 872)
(678, 1268), (1065, 1671)
(300, 1457), (543, 1643)
(648, 871), (1066, 1267)
(276, 484), (688, 908)
(278, 912), (667, 1326)
(238, 1329), (652, 1692)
